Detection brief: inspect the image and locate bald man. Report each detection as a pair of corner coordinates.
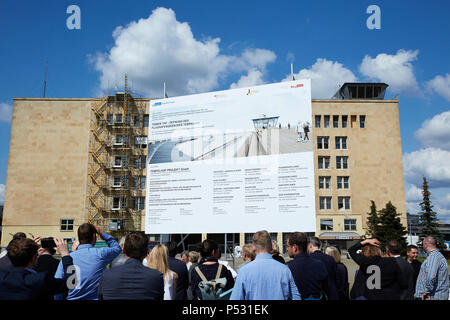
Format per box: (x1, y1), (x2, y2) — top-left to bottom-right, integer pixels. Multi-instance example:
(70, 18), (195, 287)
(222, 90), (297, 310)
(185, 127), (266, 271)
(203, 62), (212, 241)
(415, 236), (449, 300)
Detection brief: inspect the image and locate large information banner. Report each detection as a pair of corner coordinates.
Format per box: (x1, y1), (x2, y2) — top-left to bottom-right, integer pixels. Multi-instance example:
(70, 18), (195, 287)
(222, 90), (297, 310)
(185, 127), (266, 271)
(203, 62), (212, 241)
(145, 80), (315, 234)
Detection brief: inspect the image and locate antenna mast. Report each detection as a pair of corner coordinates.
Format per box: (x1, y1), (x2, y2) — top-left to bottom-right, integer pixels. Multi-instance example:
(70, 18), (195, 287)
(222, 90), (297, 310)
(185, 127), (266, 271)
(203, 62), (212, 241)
(43, 61), (48, 97)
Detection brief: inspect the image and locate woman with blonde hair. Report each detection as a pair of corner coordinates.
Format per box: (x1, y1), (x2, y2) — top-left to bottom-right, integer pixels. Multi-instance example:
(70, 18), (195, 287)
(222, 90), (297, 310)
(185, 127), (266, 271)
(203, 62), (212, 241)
(147, 244), (178, 300)
(325, 246), (349, 300)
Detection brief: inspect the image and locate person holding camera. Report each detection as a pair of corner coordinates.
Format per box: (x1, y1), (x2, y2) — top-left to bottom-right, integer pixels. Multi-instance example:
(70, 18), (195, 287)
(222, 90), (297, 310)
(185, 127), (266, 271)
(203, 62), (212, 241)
(0, 237), (74, 300)
(54, 223), (121, 300)
(35, 237), (60, 277)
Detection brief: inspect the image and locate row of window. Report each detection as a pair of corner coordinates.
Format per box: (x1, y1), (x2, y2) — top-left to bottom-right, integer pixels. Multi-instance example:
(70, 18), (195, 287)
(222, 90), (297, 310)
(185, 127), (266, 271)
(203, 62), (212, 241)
(106, 114), (149, 127)
(315, 115), (366, 129)
(319, 196), (351, 210)
(112, 196), (145, 210)
(113, 155), (146, 169)
(112, 135), (148, 148)
(317, 136), (347, 149)
(320, 218), (357, 231)
(318, 156), (348, 169)
(112, 175), (146, 189)
(319, 176), (349, 189)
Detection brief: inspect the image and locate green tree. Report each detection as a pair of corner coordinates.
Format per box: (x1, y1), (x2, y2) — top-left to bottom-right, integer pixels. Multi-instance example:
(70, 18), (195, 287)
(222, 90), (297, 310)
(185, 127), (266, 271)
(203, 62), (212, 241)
(365, 200), (380, 239)
(376, 201), (408, 253)
(417, 177), (446, 250)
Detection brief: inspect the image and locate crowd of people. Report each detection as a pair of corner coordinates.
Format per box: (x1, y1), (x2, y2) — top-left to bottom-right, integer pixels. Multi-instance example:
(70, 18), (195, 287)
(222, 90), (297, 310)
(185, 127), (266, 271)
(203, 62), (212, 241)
(0, 224), (448, 300)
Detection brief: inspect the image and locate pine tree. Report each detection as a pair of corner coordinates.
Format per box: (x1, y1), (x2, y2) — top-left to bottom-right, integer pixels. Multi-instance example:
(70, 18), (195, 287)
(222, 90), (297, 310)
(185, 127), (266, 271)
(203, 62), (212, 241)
(365, 200), (380, 239)
(417, 177), (446, 250)
(376, 201), (408, 253)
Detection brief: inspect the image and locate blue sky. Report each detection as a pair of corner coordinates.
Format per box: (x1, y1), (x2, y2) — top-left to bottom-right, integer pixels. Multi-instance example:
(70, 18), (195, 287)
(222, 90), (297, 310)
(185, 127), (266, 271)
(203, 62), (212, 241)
(0, 0), (449, 221)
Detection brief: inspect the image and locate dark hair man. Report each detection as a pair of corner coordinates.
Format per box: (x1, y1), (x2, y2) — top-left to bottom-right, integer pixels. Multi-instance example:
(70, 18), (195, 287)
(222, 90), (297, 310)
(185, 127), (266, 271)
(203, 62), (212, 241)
(98, 232), (164, 300)
(386, 240), (414, 300)
(0, 238), (74, 300)
(0, 232), (28, 271)
(230, 230), (300, 300)
(54, 223), (121, 300)
(165, 241), (189, 300)
(286, 232), (329, 300)
(307, 236), (339, 300)
(405, 245), (421, 285)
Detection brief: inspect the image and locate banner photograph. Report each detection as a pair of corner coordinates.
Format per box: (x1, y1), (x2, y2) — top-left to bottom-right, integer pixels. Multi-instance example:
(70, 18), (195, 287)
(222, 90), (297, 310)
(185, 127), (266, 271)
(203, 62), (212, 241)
(145, 80), (316, 234)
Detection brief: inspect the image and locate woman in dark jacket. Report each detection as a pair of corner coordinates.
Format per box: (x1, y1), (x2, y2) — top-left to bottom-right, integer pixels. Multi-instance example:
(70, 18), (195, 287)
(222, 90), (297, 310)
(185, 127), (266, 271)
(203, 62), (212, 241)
(190, 239), (234, 300)
(325, 246), (349, 300)
(348, 238), (407, 300)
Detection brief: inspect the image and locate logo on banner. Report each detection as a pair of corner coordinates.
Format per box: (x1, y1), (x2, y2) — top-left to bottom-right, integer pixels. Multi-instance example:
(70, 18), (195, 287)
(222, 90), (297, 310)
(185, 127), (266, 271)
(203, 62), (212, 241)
(290, 83), (304, 89)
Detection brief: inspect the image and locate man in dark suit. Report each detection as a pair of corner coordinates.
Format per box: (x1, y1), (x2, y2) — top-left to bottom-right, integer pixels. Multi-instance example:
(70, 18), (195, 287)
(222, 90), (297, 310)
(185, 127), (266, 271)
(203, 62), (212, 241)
(307, 236), (339, 300)
(35, 244), (60, 277)
(286, 232), (329, 300)
(386, 240), (415, 300)
(166, 241), (189, 300)
(0, 237), (74, 300)
(98, 232), (164, 300)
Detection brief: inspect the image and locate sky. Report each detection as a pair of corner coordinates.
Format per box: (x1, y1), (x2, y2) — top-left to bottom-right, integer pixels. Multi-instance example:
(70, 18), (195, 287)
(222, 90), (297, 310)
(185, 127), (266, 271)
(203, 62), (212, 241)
(0, 0), (449, 222)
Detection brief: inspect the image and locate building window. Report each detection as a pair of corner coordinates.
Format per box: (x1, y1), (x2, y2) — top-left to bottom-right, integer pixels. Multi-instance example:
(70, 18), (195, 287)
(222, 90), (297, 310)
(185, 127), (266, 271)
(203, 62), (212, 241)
(333, 115), (339, 128)
(319, 197), (332, 210)
(351, 115), (357, 128)
(315, 115), (321, 128)
(134, 115), (141, 127)
(344, 219), (357, 231)
(114, 135), (123, 146)
(114, 155), (128, 168)
(337, 176), (349, 189)
(335, 136), (347, 149)
(320, 219), (333, 231)
(134, 176), (146, 189)
(360, 115), (366, 128)
(319, 176), (331, 189)
(112, 197), (120, 209)
(113, 176), (121, 187)
(133, 196), (145, 210)
(60, 219), (74, 231)
(318, 156), (330, 169)
(336, 156), (348, 169)
(115, 114), (123, 124)
(338, 197), (351, 210)
(134, 156), (147, 169)
(342, 115), (348, 128)
(106, 114), (113, 125)
(317, 136), (329, 149)
(134, 136), (148, 148)
(324, 115), (330, 128)
(144, 115), (149, 128)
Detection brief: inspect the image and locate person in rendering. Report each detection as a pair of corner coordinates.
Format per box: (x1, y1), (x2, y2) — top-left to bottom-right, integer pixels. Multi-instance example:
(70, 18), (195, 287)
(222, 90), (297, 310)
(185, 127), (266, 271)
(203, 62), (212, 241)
(296, 121), (302, 142)
(98, 232), (164, 300)
(405, 245), (422, 286)
(386, 240), (414, 300)
(230, 230), (300, 300)
(325, 246), (349, 300)
(165, 241), (189, 300)
(348, 238), (407, 300)
(147, 244), (178, 300)
(0, 237), (74, 300)
(54, 223), (121, 300)
(307, 237), (338, 300)
(190, 239), (235, 300)
(415, 236), (449, 300)
(237, 244), (255, 272)
(303, 121), (310, 141)
(286, 232), (328, 300)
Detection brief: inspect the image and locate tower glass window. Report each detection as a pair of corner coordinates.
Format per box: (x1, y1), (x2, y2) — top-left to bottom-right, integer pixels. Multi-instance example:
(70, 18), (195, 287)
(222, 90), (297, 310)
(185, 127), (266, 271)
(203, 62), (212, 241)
(319, 176), (331, 189)
(338, 197), (351, 210)
(342, 115), (348, 128)
(336, 156), (348, 169)
(344, 219), (357, 231)
(337, 176), (349, 189)
(333, 115), (339, 128)
(318, 156), (330, 169)
(335, 137), (347, 149)
(324, 115), (330, 128)
(319, 197), (332, 210)
(315, 115), (321, 128)
(317, 136), (329, 149)
(320, 219), (333, 231)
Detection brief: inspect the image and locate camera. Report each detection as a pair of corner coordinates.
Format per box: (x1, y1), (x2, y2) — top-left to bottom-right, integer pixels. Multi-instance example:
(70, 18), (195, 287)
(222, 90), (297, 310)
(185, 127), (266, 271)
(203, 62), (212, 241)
(41, 237), (56, 249)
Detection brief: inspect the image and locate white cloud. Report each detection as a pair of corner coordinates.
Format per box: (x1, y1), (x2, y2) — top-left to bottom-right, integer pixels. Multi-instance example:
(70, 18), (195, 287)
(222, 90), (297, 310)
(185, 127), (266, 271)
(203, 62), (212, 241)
(425, 74), (450, 101)
(284, 58), (357, 99)
(405, 184), (422, 202)
(92, 7), (276, 97)
(0, 184), (5, 205)
(359, 49), (420, 94)
(0, 102), (12, 123)
(230, 68), (264, 89)
(403, 147), (450, 188)
(415, 110), (450, 150)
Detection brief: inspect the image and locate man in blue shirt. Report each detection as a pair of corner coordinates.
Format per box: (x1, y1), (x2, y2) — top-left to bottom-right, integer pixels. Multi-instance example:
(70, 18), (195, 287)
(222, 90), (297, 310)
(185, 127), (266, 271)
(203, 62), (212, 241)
(230, 230), (300, 300)
(54, 223), (121, 300)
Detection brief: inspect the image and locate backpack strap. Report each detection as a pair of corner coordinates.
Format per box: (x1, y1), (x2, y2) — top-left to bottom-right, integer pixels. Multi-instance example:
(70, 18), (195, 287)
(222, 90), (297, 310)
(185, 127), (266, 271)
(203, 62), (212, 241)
(215, 264), (223, 280)
(195, 266), (208, 282)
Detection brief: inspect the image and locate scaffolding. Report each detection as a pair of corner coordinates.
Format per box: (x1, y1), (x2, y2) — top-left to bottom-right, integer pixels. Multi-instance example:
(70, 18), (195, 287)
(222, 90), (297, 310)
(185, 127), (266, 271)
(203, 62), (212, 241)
(86, 75), (148, 237)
